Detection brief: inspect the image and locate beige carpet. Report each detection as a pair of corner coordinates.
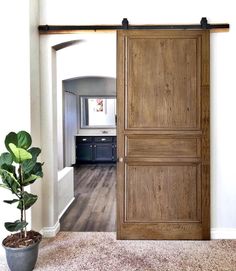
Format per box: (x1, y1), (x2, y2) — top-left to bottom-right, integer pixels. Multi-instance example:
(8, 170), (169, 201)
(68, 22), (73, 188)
(1, 232), (236, 271)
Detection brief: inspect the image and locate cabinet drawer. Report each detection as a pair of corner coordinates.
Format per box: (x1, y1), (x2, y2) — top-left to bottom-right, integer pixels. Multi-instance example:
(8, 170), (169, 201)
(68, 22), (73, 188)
(77, 136), (92, 143)
(94, 136), (113, 143)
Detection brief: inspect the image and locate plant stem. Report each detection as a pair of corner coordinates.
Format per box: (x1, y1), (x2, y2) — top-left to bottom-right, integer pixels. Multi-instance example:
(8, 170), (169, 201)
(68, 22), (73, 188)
(19, 165), (24, 238)
(19, 165), (27, 238)
(23, 207), (27, 238)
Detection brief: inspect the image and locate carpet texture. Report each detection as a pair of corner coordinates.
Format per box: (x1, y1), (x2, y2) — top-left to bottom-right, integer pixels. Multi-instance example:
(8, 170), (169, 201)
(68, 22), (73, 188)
(1, 232), (236, 271)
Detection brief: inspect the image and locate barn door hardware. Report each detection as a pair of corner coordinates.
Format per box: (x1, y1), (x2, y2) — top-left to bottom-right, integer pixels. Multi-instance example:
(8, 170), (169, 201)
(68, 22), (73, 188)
(39, 17), (229, 34)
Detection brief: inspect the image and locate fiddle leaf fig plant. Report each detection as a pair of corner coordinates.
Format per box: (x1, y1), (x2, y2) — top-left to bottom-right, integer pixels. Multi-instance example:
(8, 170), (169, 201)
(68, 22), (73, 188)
(0, 131), (43, 237)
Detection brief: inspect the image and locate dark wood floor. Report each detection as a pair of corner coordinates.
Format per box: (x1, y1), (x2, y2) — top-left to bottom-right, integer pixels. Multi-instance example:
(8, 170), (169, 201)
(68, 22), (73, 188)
(60, 164), (116, 232)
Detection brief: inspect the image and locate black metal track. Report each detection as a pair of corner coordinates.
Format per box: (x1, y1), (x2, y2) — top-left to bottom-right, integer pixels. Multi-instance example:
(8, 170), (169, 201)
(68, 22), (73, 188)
(38, 18), (229, 33)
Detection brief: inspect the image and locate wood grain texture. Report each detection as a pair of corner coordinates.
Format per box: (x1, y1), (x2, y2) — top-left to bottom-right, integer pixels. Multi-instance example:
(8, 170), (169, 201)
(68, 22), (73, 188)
(126, 34), (201, 130)
(60, 164), (116, 232)
(125, 164), (201, 222)
(201, 31), (210, 239)
(116, 31), (126, 239)
(127, 135), (201, 157)
(117, 30), (210, 240)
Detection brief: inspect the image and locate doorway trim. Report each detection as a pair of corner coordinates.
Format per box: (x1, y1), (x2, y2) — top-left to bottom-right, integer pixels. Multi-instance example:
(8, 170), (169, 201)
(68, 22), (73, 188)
(38, 25), (228, 238)
(39, 32), (117, 236)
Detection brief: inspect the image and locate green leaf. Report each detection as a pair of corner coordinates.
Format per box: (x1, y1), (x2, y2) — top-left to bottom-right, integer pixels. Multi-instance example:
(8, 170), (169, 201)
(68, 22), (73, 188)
(22, 147), (42, 176)
(0, 153), (13, 167)
(22, 163), (43, 186)
(0, 184), (10, 190)
(17, 191), (37, 210)
(4, 131), (32, 154)
(5, 132), (18, 153)
(0, 169), (20, 194)
(8, 143), (32, 163)
(28, 147), (41, 159)
(5, 220), (28, 232)
(22, 159), (36, 175)
(4, 199), (19, 204)
(17, 131), (32, 149)
(22, 174), (39, 186)
(31, 162), (43, 177)
(1, 164), (16, 175)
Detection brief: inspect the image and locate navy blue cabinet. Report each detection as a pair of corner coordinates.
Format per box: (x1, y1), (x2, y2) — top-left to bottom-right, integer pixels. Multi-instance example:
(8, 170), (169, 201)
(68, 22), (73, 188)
(76, 144), (93, 161)
(76, 136), (117, 163)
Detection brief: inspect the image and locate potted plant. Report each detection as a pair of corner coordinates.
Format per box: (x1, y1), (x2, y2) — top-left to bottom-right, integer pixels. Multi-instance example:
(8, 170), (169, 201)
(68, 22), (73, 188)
(0, 131), (43, 271)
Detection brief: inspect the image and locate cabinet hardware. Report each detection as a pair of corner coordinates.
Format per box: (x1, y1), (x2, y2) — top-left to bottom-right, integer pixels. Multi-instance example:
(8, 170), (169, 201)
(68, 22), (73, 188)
(101, 138), (106, 141)
(118, 157), (123, 162)
(82, 138), (87, 141)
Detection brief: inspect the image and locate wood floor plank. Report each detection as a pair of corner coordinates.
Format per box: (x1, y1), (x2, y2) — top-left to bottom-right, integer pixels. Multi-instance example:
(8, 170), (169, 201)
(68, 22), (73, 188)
(60, 164), (116, 232)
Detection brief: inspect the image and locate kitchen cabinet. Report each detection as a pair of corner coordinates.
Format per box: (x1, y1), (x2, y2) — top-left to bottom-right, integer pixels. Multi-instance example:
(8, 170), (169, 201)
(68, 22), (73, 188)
(76, 136), (117, 163)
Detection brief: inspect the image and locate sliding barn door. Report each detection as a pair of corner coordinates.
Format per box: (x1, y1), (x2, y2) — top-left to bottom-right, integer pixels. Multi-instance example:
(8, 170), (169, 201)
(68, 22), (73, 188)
(117, 30), (210, 240)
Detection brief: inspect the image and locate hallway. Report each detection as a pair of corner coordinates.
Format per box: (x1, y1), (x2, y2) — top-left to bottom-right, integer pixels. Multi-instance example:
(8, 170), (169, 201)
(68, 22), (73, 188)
(60, 164), (116, 232)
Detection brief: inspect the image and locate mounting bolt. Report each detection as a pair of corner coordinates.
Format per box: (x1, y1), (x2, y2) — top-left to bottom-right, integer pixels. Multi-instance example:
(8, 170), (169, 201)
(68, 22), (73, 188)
(122, 18), (129, 30)
(201, 17), (209, 29)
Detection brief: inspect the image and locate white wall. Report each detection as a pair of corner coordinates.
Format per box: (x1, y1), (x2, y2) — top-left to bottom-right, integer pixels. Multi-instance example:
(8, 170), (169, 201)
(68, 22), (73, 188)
(211, 29), (236, 236)
(0, 0), (33, 255)
(39, 37), (59, 235)
(39, 0), (236, 238)
(56, 33), (116, 79)
(58, 168), (74, 218)
(29, 0), (43, 235)
(39, 0), (234, 26)
(0, 0), (234, 244)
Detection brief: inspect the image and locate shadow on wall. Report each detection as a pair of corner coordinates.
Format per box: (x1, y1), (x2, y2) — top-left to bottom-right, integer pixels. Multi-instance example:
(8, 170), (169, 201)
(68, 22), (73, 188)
(63, 76), (116, 96)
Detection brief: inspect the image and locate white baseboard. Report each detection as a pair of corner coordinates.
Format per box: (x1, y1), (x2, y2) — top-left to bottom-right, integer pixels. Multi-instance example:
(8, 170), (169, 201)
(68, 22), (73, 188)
(39, 196), (74, 238)
(211, 228), (236, 239)
(40, 220), (60, 238)
(58, 197), (75, 219)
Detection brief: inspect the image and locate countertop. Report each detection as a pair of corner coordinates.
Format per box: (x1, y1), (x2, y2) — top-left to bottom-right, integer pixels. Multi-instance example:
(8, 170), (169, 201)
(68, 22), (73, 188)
(75, 134), (116, 137)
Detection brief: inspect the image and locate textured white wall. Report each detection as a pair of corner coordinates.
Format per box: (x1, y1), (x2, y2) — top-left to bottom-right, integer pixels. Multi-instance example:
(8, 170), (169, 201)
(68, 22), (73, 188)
(58, 167), (74, 218)
(0, 0), (234, 245)
(0, 0), (32, 255)
(56, 33), (116, 79)
(39, 0), (236, 237)
(29, 0), (43, 235)
(39, 38), (59, 231)
(39, 0), (234, 26)
(211, 29), (236, 233)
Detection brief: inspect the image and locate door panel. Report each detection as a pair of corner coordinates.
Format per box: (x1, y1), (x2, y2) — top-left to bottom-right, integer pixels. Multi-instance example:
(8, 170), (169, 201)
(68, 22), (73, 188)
(126, 135), (201, 158)
(125, 163), (200, 222)
(126, 36), (201, 129)
(117, 30), (210, 240)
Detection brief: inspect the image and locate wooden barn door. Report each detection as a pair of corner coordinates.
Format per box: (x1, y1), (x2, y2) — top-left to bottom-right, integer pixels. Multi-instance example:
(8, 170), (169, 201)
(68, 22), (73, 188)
(117, 30), (210, 240)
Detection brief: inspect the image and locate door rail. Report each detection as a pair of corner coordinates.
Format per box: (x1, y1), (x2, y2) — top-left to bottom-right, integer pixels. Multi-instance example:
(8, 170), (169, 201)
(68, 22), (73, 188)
(39, 17), (229, 34)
